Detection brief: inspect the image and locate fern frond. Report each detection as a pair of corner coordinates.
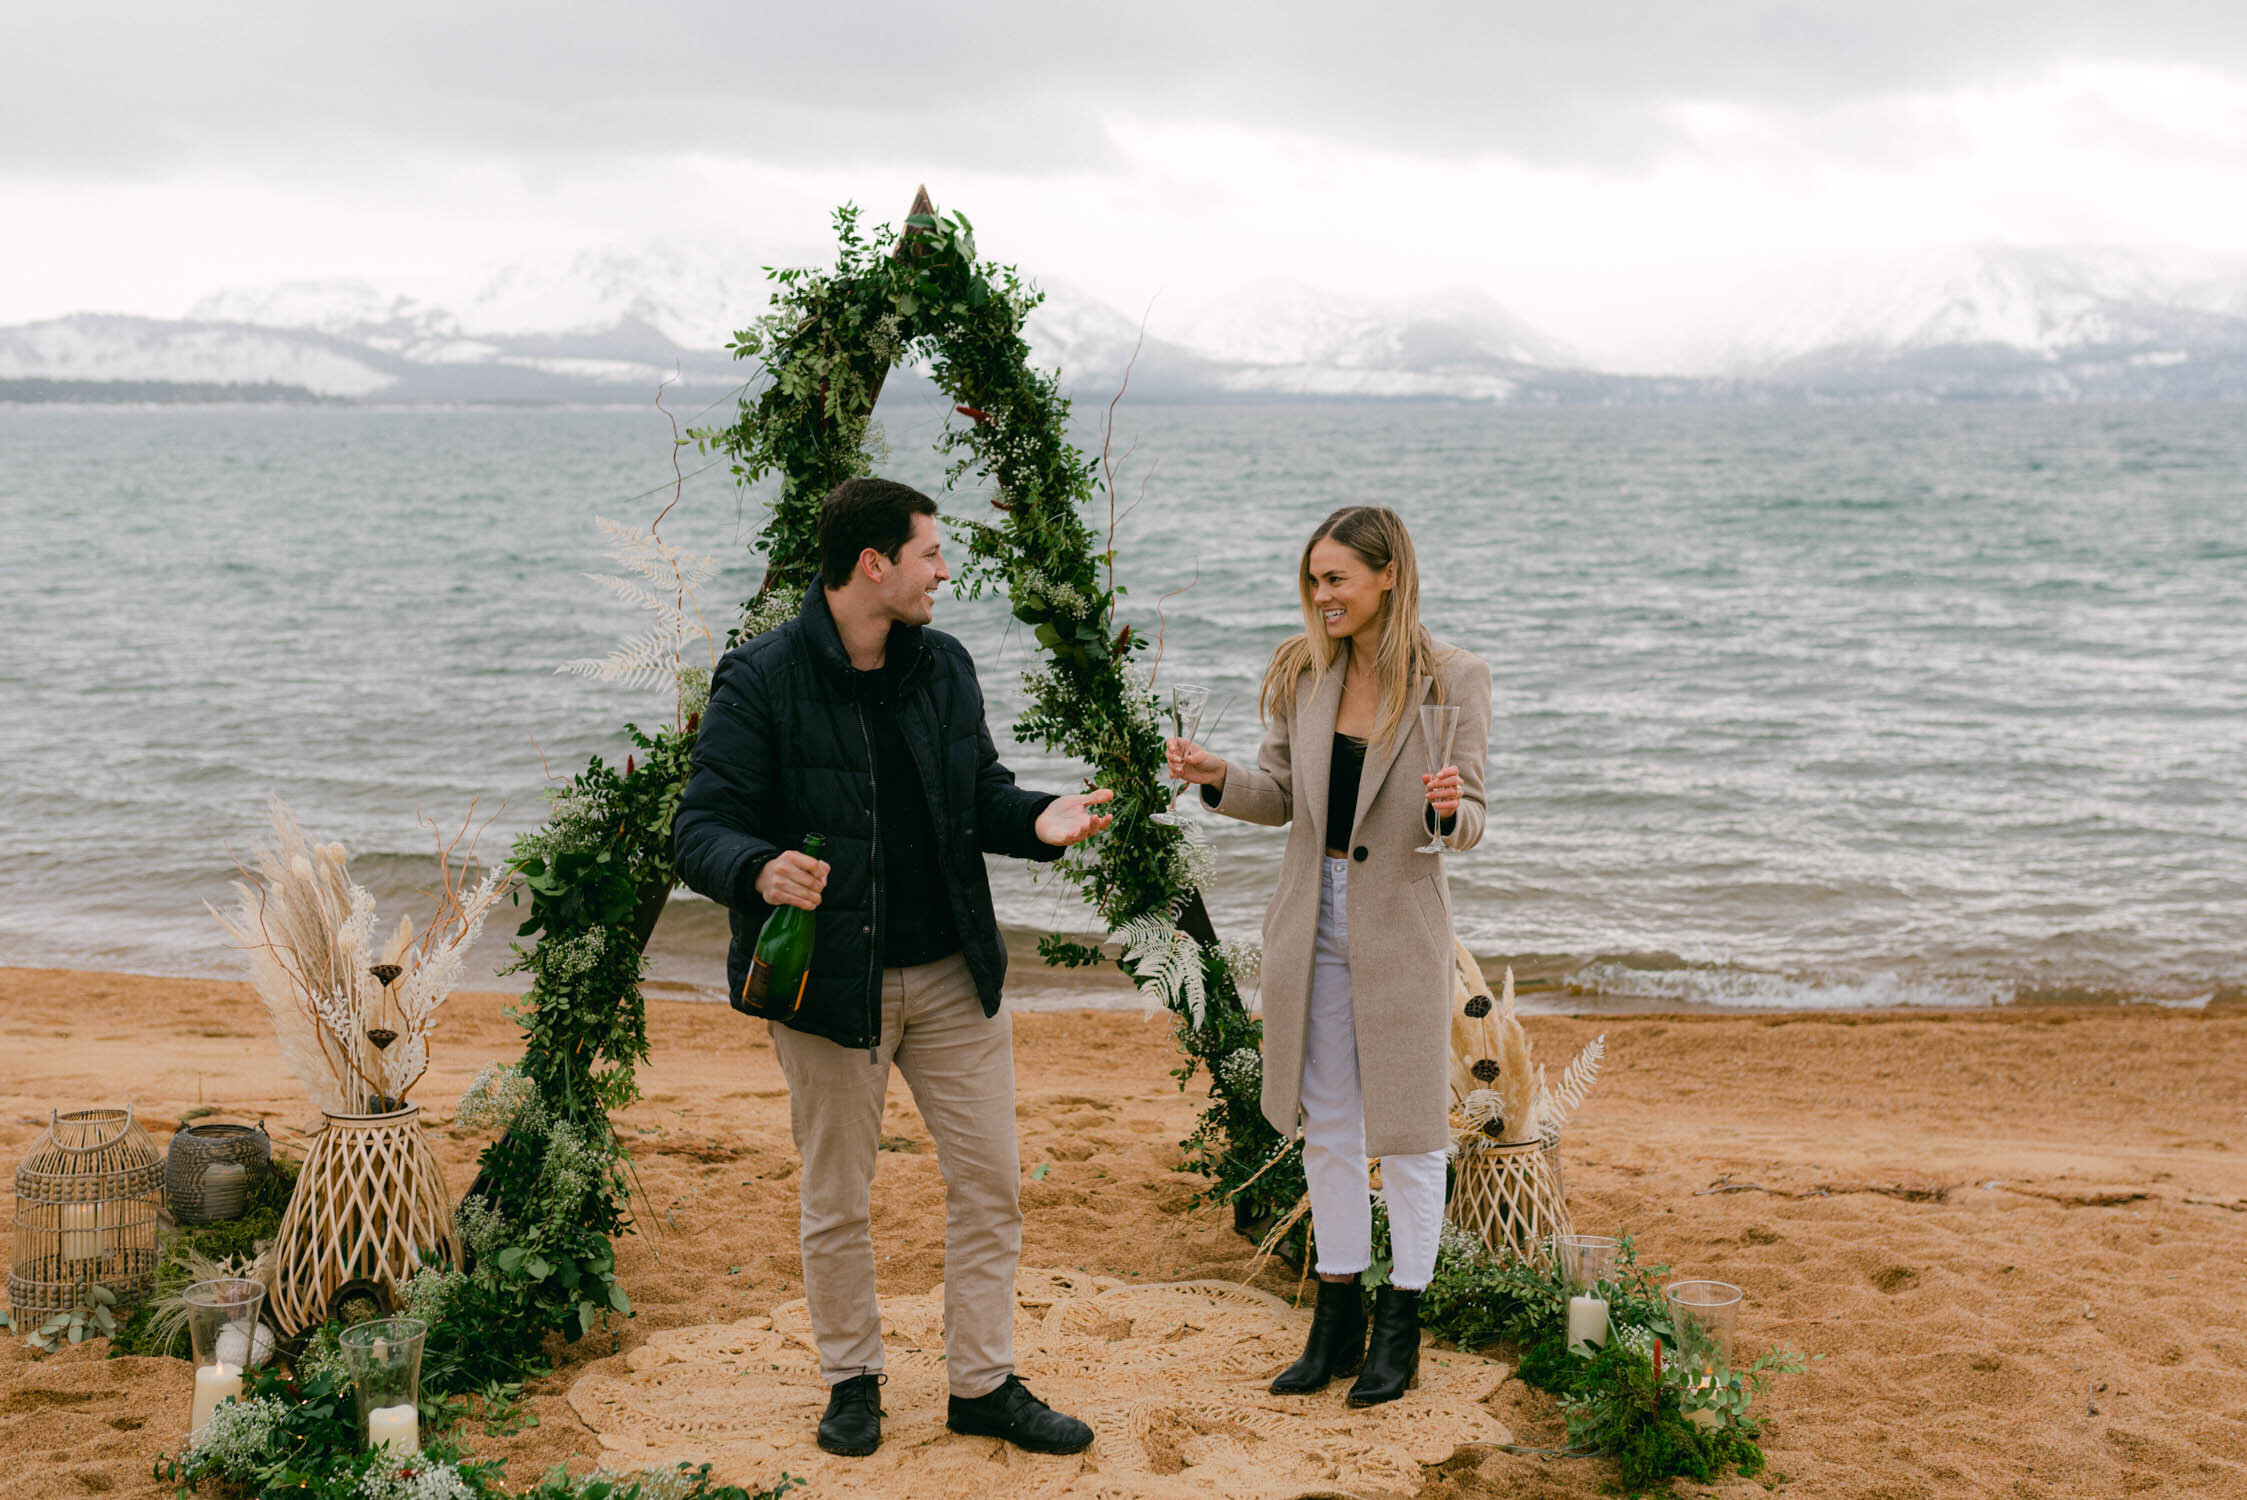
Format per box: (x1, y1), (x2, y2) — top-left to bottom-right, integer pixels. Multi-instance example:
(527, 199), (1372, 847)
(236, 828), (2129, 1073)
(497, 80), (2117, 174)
(592, 515), (719, 588)
(565, 516), (721, 705)
(1540, 1034), (1606, 1134)
(560, 624), (692, 689)
(1110, 910), (1207, 1027)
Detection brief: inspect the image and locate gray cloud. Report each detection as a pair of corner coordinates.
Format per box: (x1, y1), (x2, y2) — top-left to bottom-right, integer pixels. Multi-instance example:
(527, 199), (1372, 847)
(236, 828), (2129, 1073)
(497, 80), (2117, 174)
(8, 1), (2247, 178)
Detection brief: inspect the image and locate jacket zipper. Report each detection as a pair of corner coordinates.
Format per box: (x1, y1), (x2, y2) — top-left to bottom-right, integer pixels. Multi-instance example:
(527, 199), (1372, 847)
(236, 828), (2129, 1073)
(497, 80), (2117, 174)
(854, 697), (882, 1063)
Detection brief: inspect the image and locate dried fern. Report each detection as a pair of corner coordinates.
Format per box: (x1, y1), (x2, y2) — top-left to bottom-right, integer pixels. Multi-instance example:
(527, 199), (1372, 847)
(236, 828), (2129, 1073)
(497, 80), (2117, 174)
(1536, 1034), (1606, 1135)
(558, 515), (719, 706)
(1110, 910), (1208, 1026)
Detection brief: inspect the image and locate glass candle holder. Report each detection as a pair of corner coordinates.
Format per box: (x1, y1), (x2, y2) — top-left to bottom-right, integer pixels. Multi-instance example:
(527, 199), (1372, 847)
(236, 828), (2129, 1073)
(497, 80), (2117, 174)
(183, 1278), (267, 1436)
(1663, 1279), (1743, 1380)
(1553, 1235), (1622, 1354)
(1552, 1233), (1622, 1291)
(338, 1316), (427, 1457)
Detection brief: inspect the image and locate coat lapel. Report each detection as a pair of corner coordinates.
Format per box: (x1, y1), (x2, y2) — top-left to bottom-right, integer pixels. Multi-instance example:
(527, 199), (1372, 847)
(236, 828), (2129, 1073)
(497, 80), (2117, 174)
(1299, 660), (1344, 849)
(1353, 673), (1431, 842)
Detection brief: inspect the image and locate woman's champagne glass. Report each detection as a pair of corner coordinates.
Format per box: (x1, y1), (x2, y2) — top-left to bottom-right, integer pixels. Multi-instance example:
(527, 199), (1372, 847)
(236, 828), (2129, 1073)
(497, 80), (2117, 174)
(1415, 703), (1462, 854)
(1151, 683), (1212, 827)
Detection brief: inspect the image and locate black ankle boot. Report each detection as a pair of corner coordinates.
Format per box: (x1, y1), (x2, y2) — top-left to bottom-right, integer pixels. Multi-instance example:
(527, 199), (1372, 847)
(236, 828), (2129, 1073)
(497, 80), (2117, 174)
(1346, 1286), (1421, 1406)
(1270, 1276), (1367, 1395)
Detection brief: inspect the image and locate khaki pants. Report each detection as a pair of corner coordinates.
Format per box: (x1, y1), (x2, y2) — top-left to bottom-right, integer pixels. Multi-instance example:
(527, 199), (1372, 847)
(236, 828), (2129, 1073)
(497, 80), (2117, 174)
(767, 951), (1021, 1398)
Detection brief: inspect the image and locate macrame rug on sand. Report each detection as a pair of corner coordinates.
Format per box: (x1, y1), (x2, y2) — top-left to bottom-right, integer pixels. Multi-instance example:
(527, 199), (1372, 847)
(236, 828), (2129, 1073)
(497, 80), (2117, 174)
(568, 1267), (1513, 1499)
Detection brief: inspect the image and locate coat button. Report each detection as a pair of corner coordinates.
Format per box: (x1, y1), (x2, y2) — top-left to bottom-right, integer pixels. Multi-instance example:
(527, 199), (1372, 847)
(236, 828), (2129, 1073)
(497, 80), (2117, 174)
(1351, 845), (1368, 862)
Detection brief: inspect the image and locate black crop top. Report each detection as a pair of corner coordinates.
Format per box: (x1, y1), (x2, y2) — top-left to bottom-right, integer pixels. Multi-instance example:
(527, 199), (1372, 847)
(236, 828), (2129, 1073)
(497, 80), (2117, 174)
(1325, 733), (1366, 852)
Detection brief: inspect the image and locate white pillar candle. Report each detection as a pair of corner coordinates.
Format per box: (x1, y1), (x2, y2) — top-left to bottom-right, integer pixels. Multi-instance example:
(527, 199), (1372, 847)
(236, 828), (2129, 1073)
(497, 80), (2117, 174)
(200, 1161), (249, 1220)
(189, 1363), (243, 1435)
(61, 1203), (99, 1261)
(1566, 1294), (1610, 1354)
(366, 1403), (419, 1457)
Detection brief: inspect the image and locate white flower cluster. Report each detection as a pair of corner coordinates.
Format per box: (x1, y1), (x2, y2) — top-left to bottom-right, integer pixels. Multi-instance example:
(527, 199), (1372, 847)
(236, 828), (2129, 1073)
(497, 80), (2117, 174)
(1217, 938), (1261, 979)
(1119, 663), (1161, 731)
(1217, 1048), (1261, 1094)
(186, 1395), (288, 1473)
(541, 1115), (603, 1209)
(454, 1196), (512, 1264)
(516, 785), (613, 863)
(402, 1263), (465, 1327)
(676, 664), (712, 721)
(867, 315), (906, 366)
(540, 925), (609, 985)
(740, 588), (797, 641)
(586, 1467), (710, 1500)
(1014, 566), (1092, 619)
(355, 1456), (478, 1500)
(1435, 1221), (1489, 1268)
(1168, 828), (1217, 894)
(455, 1063), (538, 1133)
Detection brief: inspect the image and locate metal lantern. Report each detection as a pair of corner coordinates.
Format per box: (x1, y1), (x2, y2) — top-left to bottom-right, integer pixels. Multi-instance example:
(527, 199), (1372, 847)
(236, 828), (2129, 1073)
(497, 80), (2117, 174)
(10, 1106), (165, 1318)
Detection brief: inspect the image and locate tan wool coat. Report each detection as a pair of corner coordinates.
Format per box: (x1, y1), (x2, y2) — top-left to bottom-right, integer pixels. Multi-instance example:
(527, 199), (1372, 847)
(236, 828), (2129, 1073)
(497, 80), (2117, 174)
(1207, 640), (1492, 1158)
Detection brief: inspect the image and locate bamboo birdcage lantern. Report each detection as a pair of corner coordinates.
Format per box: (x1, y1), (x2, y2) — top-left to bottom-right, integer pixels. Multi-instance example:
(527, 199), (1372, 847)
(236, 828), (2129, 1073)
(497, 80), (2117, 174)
(10, 1106), (165, 1318)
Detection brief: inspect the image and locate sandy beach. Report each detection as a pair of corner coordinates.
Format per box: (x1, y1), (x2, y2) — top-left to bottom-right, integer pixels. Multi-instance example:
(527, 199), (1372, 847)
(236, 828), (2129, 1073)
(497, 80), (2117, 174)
(3, 965), (2243, 1498)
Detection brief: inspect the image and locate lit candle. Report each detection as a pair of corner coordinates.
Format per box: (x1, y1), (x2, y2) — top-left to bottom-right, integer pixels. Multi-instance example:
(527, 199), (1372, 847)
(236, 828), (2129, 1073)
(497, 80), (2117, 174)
(1566, 1293), (1609, 1354)
(61, 1203), (99, 1261)
(1686, 1365), (1722, 1428)
(366, 1403), (419, 1456)
(189, 1363), (242, 1436)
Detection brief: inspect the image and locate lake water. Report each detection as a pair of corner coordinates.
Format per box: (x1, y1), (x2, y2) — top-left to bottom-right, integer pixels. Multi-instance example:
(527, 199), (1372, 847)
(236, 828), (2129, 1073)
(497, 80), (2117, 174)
(2, 394), (2241, 1012)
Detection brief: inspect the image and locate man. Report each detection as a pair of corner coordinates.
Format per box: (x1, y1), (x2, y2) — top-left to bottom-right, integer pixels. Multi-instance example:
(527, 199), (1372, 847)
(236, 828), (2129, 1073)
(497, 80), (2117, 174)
(673, 476), (1114, 1459)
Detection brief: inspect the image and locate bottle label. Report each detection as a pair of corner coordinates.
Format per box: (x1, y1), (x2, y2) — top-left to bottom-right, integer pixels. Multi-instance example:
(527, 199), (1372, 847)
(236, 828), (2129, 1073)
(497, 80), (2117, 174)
(744, 957), (773, 1007)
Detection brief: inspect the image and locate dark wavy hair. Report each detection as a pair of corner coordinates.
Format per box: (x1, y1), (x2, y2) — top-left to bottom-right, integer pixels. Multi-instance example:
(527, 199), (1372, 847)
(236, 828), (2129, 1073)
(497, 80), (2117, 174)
(818, 477), (939, 589)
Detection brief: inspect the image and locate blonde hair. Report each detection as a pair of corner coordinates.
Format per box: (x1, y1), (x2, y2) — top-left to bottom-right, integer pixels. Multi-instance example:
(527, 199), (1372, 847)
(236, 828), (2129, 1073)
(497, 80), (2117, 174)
(1259, 505), (1446, 744)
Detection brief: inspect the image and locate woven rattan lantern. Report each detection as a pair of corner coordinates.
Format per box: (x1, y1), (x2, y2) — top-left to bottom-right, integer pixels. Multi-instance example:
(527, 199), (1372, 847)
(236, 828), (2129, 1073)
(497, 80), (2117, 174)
(1448, 1135), (1573, 1261)
(266, 1103), (460, 1336)
(10, 1106), (164, 1318)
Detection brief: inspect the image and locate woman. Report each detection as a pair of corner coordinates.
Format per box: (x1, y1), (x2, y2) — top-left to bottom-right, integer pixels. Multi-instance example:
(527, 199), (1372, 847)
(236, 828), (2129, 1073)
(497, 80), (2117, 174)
(1168, 505), (1489, 1406)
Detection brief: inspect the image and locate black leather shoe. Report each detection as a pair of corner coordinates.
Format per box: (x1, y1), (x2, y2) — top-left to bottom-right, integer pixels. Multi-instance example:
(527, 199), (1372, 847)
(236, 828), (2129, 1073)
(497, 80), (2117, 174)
(1270, 1276), (1367, 1394)
(1346, 1286), (1422, 1407)
(817, 1372), (884, 1456)
(946, 1375), (1094, 1454)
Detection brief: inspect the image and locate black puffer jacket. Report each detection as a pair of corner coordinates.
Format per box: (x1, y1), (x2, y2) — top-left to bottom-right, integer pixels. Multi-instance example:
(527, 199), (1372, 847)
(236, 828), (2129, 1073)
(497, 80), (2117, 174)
(672, 584), (1061, 1048)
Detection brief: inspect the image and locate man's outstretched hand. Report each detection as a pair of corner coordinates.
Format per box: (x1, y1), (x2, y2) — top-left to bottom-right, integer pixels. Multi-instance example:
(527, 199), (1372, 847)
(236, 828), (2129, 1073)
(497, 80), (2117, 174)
(1035, 788), (1116, 848)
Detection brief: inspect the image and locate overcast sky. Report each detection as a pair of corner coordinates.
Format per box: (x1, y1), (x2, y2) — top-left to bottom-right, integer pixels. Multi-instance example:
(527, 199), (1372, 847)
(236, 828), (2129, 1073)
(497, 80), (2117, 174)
(8, 1), (2247, 363)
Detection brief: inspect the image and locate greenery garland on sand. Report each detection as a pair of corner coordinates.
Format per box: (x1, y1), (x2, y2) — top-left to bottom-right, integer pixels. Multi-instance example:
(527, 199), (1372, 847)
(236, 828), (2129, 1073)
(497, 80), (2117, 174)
(1370, 1209), (1810, 1494)
(699, 196), (1301, 1227)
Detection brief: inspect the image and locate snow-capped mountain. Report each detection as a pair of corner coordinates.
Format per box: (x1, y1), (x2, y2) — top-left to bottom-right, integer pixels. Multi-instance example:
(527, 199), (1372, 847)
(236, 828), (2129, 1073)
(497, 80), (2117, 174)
(10, 242), (2247, 404)
(1679, 245), (2247, 399)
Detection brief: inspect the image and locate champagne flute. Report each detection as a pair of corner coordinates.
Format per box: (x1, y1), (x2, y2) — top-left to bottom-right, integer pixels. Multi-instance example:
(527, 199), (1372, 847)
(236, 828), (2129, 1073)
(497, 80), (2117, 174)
(1414, 703), (1462, 854)
(1151, 682), (1212, 827)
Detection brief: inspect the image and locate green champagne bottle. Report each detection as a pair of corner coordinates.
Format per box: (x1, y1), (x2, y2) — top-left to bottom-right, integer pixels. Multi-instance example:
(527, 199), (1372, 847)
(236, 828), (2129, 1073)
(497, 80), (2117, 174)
(740, 833), (824, 1018)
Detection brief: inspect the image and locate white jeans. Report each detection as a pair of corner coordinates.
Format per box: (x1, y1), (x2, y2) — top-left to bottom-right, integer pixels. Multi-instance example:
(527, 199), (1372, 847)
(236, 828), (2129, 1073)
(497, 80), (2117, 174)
(1301, 855), (1447, 1289)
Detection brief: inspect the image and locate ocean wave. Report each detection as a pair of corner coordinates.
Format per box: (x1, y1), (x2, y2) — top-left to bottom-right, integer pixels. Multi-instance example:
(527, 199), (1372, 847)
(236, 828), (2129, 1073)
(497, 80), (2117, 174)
(1564, 962), (2010, 1011)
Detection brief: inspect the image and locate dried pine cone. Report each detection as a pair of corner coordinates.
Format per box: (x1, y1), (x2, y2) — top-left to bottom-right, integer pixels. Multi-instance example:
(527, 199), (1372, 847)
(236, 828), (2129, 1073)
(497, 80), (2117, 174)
(1471, 1058), (1501, 1082)
(1463, 995), (1491, 1018)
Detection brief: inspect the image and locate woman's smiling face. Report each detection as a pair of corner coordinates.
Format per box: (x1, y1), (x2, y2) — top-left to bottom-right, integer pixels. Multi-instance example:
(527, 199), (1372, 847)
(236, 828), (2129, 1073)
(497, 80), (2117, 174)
(1307, 536), (1396, 642)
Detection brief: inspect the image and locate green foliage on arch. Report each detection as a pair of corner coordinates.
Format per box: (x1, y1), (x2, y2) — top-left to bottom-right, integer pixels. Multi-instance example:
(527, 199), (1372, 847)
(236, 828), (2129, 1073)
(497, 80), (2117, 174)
(702, 201), (1302, 1222)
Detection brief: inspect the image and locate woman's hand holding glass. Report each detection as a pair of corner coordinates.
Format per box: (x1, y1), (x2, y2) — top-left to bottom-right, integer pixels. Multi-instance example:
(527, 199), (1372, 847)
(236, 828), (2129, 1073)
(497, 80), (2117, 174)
(1415, 703), (1463, 853)
(1421, 764), (1463, 819)
(1165, 738), (1227, 795)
